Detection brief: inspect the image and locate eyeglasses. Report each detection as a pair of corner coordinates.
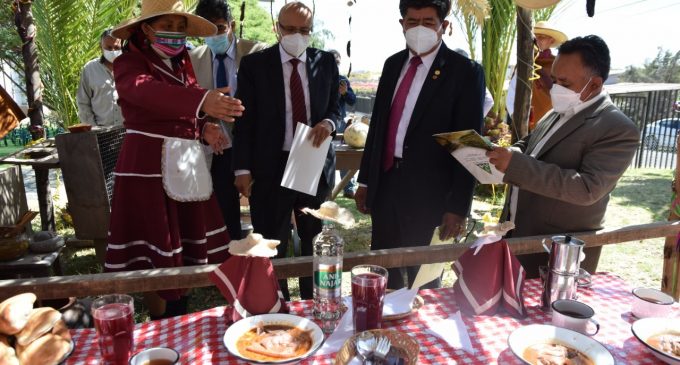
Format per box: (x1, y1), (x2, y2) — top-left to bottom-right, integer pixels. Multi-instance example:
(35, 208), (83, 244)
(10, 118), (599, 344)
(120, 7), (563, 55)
(278, 22), (312, 35)
(215, 24), (229, 34)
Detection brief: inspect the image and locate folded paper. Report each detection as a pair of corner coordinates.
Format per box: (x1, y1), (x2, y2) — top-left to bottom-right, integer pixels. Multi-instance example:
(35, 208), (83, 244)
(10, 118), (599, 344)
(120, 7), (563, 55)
(411, 226), (454, 290)
(281, 123), (331, 196)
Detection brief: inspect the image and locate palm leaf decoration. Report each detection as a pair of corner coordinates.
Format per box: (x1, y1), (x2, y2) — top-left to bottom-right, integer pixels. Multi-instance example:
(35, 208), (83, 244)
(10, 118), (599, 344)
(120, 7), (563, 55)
(32, 0), (137, 127)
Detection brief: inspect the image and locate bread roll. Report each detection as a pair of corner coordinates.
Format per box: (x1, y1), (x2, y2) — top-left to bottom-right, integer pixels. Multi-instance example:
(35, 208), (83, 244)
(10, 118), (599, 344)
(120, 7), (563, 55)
(0, 335), (19, 365)
(18, 334), (71, 365)
(16, 308), (61, 346)
(0, 293), (37, 335)
(51, 319), (71, 342)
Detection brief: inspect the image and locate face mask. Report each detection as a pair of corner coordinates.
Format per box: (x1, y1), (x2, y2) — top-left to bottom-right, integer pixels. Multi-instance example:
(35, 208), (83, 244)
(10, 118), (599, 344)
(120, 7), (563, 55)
(103, 49), (121, 63)
(404, 25), (440, 55)
(148, 29), (187, 58)
(550, 78), (593, 114)
(205, 32), (232, 56)
(279, 33), (310, 57)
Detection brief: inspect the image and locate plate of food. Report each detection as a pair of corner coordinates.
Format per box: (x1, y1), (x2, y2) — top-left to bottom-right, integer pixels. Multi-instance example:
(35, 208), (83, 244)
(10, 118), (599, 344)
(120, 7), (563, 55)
(223, 313), (324, 365)
(334, 329), (419, 365)
(631, 317), (680, 364)
(508, 324), (614, 365)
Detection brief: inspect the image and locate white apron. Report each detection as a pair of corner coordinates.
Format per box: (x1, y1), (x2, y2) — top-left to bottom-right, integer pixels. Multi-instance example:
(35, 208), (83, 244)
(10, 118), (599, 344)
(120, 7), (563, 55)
(127, 129), (213, 202)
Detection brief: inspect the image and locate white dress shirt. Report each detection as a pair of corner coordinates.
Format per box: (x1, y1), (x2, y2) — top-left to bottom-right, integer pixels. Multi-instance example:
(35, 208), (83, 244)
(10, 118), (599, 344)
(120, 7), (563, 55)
(392, 43), (441, 158)
(508, 90), (607, 223)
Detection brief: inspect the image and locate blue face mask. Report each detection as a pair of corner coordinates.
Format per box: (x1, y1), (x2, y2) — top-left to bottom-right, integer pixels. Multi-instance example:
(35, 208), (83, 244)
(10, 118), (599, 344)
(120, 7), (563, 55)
(205, 33), (231, 55)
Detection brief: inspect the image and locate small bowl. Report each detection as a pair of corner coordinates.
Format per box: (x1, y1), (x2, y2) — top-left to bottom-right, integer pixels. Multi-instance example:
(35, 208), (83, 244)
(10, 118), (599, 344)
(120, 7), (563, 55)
(632, 288), (674, 318)
(129, 347), (180, 365)
(335, 329), (419, 365)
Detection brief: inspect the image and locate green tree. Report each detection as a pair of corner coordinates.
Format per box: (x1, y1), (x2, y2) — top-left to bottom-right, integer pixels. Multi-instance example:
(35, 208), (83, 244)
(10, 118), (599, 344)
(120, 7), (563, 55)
(0, 1), (24, 94)
(227, 0), (277, 44)
(620, 48), (680, 84)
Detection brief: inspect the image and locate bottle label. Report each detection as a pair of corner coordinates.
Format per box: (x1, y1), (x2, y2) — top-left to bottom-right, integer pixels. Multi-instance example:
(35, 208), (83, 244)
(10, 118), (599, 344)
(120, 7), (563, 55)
(314, 264), (342, 297)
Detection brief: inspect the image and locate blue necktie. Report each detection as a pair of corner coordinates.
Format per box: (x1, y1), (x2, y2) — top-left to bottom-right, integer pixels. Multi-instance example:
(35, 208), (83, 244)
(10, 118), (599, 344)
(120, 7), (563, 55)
(215, 53), (229, 89)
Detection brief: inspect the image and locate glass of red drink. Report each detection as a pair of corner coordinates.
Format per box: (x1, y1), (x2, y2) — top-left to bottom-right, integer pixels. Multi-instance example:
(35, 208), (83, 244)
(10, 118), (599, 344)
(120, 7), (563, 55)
(351, 265), (388, 332)
(92, 294), (135, 365)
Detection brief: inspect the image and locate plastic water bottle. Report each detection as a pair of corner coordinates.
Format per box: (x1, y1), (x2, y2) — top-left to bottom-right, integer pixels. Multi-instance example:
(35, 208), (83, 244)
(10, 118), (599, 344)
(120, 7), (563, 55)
(312, 222), (344, 333)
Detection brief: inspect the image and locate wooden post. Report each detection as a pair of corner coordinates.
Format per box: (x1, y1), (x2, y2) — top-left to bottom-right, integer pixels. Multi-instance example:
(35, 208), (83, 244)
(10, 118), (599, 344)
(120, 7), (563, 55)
(512, 7), (533, 141)
(33, 167), (54, 231)
(661, 134), (680, 299)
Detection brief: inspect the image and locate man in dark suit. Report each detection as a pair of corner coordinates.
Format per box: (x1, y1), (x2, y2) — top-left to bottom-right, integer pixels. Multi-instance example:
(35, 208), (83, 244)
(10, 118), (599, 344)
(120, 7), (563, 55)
(190, 0), (267, 240)
(354, 0), (486, 289)
(233, 1), (339, 300)
(487, 35), (640, 278)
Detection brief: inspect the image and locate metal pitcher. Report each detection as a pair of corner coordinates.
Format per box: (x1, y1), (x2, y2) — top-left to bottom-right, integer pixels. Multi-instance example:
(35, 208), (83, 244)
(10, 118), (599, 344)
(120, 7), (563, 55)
(540, 235), (591, 310)
(543, 235), (585, 275)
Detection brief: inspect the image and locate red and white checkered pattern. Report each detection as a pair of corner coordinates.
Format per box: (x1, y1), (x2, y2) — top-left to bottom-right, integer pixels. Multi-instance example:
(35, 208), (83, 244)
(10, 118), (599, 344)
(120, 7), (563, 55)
(66, 273), (671, 364)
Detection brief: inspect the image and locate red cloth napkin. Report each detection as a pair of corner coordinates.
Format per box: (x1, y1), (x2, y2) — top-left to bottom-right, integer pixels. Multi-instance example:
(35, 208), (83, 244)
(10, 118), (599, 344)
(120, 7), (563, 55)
(452, 239), (526, 318)
(209, 256), (289, 323)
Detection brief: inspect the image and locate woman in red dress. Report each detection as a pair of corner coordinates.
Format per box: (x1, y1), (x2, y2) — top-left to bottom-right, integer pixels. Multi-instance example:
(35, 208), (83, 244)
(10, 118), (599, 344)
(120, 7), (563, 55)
(107, 0), (244, 318)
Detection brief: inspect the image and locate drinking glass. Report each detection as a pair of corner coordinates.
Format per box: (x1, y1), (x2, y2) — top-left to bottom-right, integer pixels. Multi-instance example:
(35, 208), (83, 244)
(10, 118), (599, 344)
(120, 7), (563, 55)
(351, 265), (388, 332)
(92, 294), (135, 365)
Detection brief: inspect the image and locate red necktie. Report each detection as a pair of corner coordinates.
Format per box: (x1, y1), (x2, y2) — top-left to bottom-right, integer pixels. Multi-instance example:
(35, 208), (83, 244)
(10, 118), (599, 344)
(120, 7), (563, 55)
(289, 58), (307, 132)
(382, 56), (422, 171)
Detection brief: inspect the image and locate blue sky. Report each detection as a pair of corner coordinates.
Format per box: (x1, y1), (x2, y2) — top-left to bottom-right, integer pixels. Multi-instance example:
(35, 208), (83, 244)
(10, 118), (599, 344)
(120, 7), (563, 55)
(262, 0), (680, 73)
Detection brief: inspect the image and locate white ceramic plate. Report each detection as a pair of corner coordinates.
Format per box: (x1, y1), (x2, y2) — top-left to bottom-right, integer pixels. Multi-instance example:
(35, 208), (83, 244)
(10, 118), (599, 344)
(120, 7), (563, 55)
(223, 313), (324, 365)
(631, 317), (680, 365)
(508, 324), (614, 365)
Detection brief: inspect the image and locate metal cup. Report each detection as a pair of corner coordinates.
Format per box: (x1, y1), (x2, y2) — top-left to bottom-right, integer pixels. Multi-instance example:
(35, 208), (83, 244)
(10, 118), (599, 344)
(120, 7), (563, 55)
(542, 235), (585, 275)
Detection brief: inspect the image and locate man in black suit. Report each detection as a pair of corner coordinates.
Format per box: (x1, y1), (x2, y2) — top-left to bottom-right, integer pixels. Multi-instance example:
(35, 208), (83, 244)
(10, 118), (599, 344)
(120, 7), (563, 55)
(355, 0), (485, 289)
(233, 1), (339, 300)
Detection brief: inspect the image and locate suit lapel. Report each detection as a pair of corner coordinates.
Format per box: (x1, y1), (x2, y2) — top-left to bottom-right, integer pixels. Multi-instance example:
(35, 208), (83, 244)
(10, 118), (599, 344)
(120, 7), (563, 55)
(526, 112), (560, 154)
(268, 46), (286, 125)
(534, 97), (610, 159)
(378, 51), (408, 134)
(306, 48), (318, 123)
(405, 45), (447, 136)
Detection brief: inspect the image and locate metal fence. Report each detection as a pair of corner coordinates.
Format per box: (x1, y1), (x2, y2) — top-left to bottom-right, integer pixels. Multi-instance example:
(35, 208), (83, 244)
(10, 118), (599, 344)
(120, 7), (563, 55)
(610, 84), (680, 169)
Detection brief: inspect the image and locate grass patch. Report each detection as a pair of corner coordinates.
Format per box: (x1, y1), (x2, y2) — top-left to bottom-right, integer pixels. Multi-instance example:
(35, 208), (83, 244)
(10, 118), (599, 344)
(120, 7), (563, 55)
(0, 145), (21, 158)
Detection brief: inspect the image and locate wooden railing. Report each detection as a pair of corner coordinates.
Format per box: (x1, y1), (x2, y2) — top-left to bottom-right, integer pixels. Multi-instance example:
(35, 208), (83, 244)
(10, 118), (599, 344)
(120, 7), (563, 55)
(0, 221), (678, 301)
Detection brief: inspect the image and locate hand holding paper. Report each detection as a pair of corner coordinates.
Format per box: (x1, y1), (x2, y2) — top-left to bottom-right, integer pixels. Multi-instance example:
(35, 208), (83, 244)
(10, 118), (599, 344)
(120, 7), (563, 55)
(281, 123), (332, 196)
(433, 130), (504, 185)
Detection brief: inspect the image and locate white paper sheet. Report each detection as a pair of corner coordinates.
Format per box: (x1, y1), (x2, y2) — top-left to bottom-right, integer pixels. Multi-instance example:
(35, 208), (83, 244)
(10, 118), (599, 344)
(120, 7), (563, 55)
(411, 227), (455, 290)
(451, 146), (504, 184)
(383, 287), (418, 316)
(424, 311), (475, 354)
(281, 123), (332, 196)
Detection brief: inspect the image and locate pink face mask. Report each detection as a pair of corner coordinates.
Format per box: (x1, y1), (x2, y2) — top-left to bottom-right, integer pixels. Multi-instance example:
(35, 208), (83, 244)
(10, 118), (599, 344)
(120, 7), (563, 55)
(146, 26), (187, 58)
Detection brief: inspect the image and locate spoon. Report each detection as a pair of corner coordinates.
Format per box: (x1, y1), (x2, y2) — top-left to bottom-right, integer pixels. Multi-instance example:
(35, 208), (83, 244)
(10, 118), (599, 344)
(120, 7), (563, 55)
(355, 332), (376, 364)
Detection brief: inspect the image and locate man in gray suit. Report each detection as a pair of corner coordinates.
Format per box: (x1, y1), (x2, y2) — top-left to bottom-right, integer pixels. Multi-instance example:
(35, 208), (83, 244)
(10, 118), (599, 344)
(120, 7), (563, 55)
(487, 35), (640, 278)
(190, 0), (267, 240)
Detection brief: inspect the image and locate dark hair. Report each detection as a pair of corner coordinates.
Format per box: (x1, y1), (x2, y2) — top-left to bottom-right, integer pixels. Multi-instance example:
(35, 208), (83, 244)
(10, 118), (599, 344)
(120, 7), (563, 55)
(328, 49), (341, 58)
(399, 0), (451, 22)
(558, 35), (610, 81)
(195, 0), (233, 23)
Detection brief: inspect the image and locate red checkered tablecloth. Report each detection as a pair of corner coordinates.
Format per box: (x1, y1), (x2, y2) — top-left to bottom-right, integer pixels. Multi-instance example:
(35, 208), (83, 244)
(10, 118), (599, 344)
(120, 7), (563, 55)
(66, 273), (668, 364)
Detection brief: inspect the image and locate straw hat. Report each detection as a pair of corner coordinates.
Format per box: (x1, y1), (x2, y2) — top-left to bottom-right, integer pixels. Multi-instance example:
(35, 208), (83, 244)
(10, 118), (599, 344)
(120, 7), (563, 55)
(228, 233), (280, 258)
(514, 0), (561, 10)
(302, 201), (355, 228)
(112, 0), (216, 39)
(533, 21), (568, 47)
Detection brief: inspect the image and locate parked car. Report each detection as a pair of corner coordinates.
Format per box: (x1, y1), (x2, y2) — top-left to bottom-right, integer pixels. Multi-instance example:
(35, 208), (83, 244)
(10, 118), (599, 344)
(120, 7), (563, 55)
(643, 117), (680, 151)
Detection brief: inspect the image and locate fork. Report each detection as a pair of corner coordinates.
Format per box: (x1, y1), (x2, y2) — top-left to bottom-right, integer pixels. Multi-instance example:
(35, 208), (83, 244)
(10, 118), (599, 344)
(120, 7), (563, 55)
(374, 336), (391, 363)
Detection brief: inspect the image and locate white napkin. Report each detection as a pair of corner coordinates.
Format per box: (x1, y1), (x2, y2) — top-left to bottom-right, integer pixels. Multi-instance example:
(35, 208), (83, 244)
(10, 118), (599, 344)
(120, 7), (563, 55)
(383, 287), (418, 316)
(424, 311), (475, 354)
(315, 297), (354, 356)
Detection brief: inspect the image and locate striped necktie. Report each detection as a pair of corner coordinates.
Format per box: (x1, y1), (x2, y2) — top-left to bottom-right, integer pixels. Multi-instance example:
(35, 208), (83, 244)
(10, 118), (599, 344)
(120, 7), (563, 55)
(289, 58), (307, 132)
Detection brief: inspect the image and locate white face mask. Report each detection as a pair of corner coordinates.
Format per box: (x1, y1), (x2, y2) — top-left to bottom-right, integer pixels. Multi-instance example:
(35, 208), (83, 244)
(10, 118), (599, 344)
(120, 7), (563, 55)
(550, 78), (593, 114)
(404, 25), (440, 55)
(103, 49), (121, 63)
(279, 33), (310, 57)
